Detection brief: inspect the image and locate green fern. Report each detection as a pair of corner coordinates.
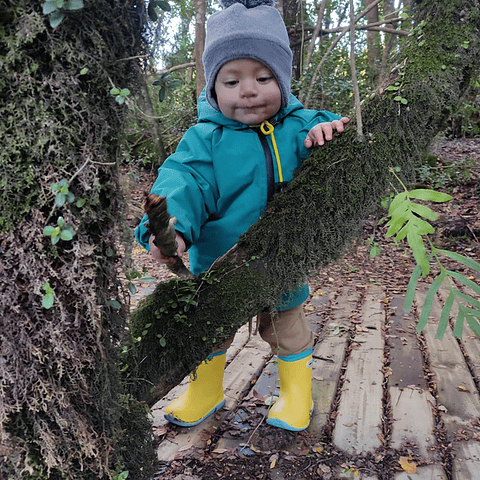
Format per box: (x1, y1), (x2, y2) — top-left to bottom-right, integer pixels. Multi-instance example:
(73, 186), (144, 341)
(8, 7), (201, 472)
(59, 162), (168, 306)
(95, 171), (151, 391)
(385, 168), (480, 339)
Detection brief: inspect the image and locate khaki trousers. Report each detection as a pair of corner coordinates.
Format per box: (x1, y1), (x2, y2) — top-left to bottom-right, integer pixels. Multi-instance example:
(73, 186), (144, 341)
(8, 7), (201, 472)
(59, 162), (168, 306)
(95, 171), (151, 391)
(214, 304), (314, 357)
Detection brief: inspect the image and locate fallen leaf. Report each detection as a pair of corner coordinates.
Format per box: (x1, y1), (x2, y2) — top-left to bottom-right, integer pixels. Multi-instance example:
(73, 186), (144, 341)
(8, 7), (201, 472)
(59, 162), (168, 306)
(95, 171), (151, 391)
(399, 456), (417, 474)
(269, 453), (278, 469)
(457, 385), (470, 392)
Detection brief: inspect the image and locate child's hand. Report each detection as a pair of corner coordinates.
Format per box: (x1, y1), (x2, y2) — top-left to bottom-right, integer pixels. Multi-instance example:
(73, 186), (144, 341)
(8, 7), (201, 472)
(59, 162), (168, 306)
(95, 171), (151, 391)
(149, 232), (186, 267)
(304, 117), (350, 148)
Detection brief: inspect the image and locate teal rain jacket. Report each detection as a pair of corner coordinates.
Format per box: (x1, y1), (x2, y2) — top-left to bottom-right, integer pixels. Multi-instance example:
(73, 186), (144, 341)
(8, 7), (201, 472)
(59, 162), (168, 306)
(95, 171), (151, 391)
(135, 91), (340, 310)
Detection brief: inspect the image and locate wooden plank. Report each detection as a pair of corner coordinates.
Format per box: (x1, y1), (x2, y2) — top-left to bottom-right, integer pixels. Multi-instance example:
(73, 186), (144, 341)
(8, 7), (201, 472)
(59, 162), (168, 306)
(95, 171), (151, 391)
(310, 288), (359, 436)
(388, 295), (427, 388)
(390, 387), (438, 460)
(332, 286), (385, 456)
(416, 289), (480, 434)
(155, 328), (271, 461)
(451, 441), (480, 480)
(394, 465), (447, 479)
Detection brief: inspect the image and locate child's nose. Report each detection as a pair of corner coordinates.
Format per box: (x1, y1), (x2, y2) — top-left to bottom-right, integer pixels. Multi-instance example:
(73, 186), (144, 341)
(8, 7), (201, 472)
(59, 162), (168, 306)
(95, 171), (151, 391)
(240, 79), (258, 97)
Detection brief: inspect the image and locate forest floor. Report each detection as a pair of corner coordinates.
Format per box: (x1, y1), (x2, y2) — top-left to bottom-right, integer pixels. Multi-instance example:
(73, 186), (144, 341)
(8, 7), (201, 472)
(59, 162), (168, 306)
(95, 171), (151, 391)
(123, 137), (480, 480)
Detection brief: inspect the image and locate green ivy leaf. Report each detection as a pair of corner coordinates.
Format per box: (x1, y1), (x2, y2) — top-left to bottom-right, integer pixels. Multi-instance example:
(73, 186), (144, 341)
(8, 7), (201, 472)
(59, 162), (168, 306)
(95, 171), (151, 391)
(42, 292), (54, 309)
(108, 300), (122, 309)
(64, 0), (84, 10)
(60, 229), (73, 241)
(49, 10), (65, 28)
(43, 0), (59, 14)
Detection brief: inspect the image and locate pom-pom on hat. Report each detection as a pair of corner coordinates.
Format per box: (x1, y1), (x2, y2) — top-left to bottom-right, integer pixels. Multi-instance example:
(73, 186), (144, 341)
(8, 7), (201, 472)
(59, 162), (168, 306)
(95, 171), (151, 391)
(202, 0), (293, 112)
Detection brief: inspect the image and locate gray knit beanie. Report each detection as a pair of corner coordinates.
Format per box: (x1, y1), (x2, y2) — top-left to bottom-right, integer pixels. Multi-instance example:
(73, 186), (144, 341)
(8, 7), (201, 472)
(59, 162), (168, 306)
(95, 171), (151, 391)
(202, 0), (293, 111)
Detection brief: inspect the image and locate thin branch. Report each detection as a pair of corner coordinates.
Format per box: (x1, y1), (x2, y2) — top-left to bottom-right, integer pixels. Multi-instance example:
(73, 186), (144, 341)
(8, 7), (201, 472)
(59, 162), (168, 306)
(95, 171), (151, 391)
(300, 0), (383, 107)
(303, 0), (329, 75)
(349, 0), (364, 141)
(156, 62), (196, 76)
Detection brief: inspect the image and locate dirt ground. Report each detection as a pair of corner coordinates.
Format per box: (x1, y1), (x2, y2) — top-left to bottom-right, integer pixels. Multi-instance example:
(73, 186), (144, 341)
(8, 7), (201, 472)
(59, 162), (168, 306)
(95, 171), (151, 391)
(123, 137), (480, 479)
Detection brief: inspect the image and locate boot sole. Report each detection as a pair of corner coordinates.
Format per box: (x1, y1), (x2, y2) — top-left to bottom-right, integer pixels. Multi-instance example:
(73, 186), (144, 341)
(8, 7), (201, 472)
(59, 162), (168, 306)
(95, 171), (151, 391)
(164, 399), (225, 427)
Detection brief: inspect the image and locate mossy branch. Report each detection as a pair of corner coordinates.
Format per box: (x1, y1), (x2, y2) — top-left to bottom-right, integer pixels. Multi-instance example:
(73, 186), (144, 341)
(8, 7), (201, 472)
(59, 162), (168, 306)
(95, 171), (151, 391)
(125, 0), (480, 405)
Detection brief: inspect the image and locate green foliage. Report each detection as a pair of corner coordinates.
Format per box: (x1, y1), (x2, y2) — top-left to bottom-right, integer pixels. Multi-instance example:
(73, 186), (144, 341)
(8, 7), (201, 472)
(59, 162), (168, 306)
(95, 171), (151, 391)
(41, 282), (54, 309)
(42, 0), (84, 28)
(43, 216), (76, 244)
(385, 170), (480, 340)
(110, 87), (131, 105)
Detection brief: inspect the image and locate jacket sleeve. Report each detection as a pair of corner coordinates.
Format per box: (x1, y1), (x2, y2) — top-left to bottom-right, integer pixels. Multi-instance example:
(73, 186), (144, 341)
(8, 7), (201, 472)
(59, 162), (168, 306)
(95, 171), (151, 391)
(294, 108), (342, 161)
(135, 124), (218, 251)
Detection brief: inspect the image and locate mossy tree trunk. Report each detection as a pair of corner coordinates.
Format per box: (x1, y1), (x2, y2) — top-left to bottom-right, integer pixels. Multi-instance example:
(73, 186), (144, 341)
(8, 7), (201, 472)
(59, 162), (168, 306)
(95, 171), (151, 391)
(0, 1), (157, 479)
(126, 0), (480, 406)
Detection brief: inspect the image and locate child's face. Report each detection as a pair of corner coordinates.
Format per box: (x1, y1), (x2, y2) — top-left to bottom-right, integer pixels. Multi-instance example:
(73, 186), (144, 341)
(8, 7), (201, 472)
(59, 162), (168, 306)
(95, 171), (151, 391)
(214, 58), (282, 125)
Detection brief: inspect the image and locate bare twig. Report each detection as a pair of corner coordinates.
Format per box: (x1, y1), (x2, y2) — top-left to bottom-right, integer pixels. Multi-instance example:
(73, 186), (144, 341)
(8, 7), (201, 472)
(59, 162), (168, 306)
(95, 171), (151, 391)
(349, 0), (364, 141)
(301, 0), (383, 107)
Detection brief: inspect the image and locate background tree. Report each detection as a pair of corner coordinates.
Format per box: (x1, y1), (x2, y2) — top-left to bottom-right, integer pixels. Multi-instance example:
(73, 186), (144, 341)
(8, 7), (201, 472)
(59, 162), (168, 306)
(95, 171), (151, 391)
(0, 1), (157, 478)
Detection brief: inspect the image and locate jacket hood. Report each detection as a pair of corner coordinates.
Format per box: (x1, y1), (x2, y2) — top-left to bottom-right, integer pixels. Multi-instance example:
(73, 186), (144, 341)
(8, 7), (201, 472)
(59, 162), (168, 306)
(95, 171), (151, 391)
(196, 89), (306, 128)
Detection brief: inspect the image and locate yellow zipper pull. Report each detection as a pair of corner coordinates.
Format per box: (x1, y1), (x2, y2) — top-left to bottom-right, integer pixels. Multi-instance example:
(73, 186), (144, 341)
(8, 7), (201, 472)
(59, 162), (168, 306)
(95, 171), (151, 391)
(260, 121), (283, 183)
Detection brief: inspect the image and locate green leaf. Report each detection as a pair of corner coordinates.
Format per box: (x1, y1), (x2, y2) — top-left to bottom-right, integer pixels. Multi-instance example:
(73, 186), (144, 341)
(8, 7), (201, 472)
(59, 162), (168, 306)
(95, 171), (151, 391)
(159, 87), (166, 102)
(407, 230), (429, 277)
(453, 304), (466, 338)
(108, 300), (122, 309)
(51, 234), (60, 245)
(404, 264), (422, 311)
(446, 270), (480, 296)
(116, 95), (125, 104)
(110, 87), (120, 95)
(49, 10), (65, 28)
(57, 216), (65, 227)
(128, 282), (137, 295)
(454, 291), (480, 310)
(385, 211), (409, 238)
(42, 293), (54, 309)
(409, 215), (435, 235)
(43, 225), (55, 236)
(159, 337), (167, 347)
(436, 249), (480, 274)
(64, 0), (84, 10)
(80, 67), (89, 75)
(369, 245), (381, 259)
(387, 85), (400, 91)
(389, 192), (408, 214)
(408, 189), (453, 202)
(43, 0), (59, 14)
(76, 198), (86, 207)
(120, 88), (131, 96)
(55, 193), (66, 207)
(400, 98), (408, 105)
(157, 0), (171, 11)
(417, 270), (446, 332)
(435, 290), (455, 339)
(410, 202), (439, 221)
(60, 229), (73, 241)
(465, 309), (480, 339)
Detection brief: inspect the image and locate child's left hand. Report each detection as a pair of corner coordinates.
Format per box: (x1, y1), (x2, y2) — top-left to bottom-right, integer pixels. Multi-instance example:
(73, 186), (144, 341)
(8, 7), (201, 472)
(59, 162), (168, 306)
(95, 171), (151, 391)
(304, 117), (350, 148)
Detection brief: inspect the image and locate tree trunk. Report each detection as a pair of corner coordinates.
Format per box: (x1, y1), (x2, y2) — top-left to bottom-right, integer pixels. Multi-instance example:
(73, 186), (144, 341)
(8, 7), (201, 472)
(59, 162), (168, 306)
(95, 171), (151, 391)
(0, 1), (156, 479)
(194, 0), (206, 98)
(366, 0), (380, 78)
(125, 0), (480, 407)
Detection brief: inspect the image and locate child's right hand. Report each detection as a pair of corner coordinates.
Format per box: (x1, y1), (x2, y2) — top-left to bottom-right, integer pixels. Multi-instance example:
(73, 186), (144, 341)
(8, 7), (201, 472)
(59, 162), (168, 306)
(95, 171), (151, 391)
(148, 232), (186, 267)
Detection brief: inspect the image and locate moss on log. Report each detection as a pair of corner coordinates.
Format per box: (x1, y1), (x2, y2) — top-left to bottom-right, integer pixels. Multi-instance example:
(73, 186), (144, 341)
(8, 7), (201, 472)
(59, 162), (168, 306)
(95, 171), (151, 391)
(126, 0), (480, 406)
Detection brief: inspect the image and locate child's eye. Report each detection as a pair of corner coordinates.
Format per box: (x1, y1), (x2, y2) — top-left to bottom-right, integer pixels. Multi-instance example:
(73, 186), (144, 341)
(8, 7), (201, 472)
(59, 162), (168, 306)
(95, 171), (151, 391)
(224, 80), (238, 87)
(258, 76), (272, 83)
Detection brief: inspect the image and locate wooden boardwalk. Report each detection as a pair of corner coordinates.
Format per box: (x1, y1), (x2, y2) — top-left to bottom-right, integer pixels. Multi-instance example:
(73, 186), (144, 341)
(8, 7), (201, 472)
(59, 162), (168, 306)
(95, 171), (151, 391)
(150, 281), (480, 479)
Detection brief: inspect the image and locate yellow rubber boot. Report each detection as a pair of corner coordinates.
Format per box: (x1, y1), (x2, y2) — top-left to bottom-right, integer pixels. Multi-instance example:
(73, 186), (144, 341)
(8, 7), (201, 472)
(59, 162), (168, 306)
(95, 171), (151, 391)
(266, 348), (313, 431)
(164, 352), (226, 427)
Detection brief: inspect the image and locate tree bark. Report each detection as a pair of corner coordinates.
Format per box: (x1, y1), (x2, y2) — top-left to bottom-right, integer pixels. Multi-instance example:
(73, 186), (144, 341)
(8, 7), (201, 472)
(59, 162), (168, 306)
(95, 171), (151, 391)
(125, 0), (480, 407)
(0, 1), (156, 478)
(194, 0), (206, 98)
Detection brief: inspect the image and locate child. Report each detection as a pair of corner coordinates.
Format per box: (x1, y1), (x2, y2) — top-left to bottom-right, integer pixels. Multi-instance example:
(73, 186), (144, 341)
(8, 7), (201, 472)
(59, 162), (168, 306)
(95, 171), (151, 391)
(135, 0), (349, 431)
